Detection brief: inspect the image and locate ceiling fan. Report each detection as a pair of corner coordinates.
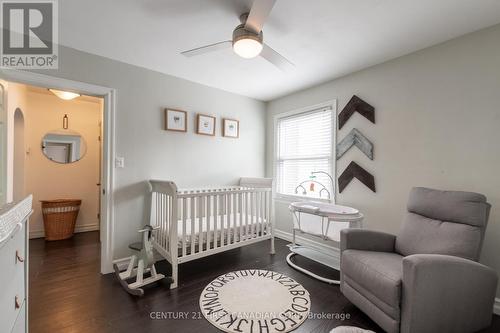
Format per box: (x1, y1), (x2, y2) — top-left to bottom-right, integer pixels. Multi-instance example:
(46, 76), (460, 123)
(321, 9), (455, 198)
(180, 0), (294, 71)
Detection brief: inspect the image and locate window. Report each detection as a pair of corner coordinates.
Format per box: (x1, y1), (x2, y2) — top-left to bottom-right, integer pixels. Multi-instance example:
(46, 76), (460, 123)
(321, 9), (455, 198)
(275, 104), (334, 199)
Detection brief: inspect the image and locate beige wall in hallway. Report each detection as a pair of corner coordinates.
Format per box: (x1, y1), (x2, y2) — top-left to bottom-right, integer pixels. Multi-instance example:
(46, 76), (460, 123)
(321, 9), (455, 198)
(266, 24), (500, 297)
(24, 89), (102, 237)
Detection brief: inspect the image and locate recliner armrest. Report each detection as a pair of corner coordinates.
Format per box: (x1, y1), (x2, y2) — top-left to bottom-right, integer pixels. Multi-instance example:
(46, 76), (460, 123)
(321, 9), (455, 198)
(340, 229), (396, 253)
(401, 254), (498, 333)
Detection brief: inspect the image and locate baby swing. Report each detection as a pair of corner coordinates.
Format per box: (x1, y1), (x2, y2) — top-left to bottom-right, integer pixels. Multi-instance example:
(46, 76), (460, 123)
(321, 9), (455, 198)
(113, 225), (173, 296)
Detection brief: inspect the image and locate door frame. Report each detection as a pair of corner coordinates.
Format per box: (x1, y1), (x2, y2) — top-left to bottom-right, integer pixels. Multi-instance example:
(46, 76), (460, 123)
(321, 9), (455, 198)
(0, 68), (116, 274)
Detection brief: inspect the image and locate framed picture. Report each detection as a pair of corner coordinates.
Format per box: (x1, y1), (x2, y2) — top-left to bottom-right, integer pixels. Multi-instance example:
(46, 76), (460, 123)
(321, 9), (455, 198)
(165, 108), (187, 132)
(196, 114), (216, 136)
(223, 118), (239, 138)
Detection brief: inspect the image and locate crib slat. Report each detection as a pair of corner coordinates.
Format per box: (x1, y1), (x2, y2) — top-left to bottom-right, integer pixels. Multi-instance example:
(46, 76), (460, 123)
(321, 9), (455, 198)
(253, 191), (257, 238)
(191, 197), (195, 255)
(250, 192), (255, 237)
(256, 191), (261, 238)
(260, 192), (266, 236)
(222, 193), (227, 246)
(266, 190), (270, 235)
(227, 193), (232, 244)
(165, 195), (168, 250)
(198, 196), (203, 253)
(155, 192), (159, 232)
(162, 194), (165, 249)
(239, 192), (243, 241)
(162, 194), (166, 248)
(233, 193), (238, 243)
(160, 194), (165, 249)
(182, 198), (187, 257)
(156, 193), (161, 246)
(262, 192), (269, 236)
(243, 192), (248, 241)
(249, 192), (253, 238)
(167, 195), (171, 251)
(253, 192), (257, 238)
(214, 194), (219, 249)
(207, 195), (212, 250)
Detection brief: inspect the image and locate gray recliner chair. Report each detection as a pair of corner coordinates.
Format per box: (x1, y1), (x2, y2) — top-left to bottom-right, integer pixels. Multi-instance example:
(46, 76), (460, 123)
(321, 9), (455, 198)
(340, 187), (498, 333)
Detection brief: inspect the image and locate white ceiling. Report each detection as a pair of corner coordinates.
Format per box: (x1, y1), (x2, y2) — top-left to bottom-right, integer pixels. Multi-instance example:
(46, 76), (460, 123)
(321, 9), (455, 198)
(59, 0), (500, 101)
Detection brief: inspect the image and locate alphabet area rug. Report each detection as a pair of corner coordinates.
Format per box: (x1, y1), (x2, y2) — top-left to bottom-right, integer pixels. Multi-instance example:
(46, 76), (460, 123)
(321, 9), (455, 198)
(199, 269), (311, 333)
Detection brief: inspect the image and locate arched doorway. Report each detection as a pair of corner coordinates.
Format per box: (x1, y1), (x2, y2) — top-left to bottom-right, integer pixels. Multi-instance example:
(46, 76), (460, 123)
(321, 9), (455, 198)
(13, 108), (25, 201)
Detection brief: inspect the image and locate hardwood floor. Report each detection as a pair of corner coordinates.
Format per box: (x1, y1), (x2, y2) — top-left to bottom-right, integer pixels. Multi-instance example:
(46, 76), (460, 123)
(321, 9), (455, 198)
(29, 231), (500, 333)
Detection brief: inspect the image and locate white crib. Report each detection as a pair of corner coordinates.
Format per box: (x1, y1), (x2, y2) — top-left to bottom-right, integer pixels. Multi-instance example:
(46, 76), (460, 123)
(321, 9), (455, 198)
(148, 177), (274, 289)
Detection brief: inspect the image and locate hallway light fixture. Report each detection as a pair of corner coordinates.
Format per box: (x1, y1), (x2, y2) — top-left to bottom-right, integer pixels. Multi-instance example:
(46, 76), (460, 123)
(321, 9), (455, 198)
(49, 88), (81, 100)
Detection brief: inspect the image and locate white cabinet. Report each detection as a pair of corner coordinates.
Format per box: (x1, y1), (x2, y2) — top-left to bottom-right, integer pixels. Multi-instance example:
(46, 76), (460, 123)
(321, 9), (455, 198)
(0, 196), (32, 333)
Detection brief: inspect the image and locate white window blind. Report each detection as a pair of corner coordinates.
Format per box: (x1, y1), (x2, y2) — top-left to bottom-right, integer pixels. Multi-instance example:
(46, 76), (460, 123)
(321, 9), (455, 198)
(276, 106), (333, 198)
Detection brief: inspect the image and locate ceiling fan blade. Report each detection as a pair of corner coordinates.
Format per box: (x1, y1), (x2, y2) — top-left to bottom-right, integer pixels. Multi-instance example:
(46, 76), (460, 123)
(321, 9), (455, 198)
(245, 0), (277, 33)
(181, 41), (232, 57)
(260, 43), (294, 71)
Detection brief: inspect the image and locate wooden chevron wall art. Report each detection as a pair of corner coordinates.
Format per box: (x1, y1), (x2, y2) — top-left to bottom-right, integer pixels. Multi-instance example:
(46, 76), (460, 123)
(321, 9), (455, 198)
(336, 128), (374, 160)
(338, 161), (376, 193)
(338, 95), (375, 129)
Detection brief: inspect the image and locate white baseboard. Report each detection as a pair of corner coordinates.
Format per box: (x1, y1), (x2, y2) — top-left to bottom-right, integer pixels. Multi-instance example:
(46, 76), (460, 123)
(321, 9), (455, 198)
(494, 298), (500, 316)
(274, 229), (340, 269)
(29, 223), (100, 239)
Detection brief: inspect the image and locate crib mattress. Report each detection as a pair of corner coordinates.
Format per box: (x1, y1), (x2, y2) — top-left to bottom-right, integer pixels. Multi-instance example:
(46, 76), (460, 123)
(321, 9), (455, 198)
(174, 213), (268, 246)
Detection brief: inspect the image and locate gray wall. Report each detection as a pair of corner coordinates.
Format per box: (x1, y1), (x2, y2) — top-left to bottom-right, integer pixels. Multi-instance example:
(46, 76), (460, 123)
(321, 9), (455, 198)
(34, 46), (266, 258)
(266, 24), (500, 297)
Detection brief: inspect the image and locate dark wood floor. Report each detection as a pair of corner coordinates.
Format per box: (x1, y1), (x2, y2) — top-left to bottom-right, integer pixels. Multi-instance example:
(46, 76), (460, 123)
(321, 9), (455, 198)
(29, 231), (500, 333)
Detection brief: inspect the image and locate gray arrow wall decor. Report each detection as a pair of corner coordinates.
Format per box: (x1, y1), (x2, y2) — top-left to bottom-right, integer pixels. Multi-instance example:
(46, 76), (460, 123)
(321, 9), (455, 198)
(336, 128), (374, 160)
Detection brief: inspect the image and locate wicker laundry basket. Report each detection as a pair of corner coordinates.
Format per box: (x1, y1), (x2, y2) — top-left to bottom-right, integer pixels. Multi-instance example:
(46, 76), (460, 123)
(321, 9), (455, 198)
(41, 199), (82, 241)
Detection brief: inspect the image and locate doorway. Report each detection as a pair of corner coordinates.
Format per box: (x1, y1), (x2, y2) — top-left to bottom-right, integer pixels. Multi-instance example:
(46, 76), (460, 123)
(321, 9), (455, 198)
(0, 68), (116, 274)
(20, 84), (104, 240)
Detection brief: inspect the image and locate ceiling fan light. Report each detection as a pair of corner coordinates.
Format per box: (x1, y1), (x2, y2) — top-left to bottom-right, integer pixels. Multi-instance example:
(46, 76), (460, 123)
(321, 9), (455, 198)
(49, 89), (81, 100)
(233, 37), (263, 59)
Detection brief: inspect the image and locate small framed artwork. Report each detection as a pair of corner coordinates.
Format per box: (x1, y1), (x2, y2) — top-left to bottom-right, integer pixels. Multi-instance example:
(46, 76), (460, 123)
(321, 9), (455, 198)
(196, 114), (216, 136)
(165, 108), (187, 132)
(223, 118), (239, 138)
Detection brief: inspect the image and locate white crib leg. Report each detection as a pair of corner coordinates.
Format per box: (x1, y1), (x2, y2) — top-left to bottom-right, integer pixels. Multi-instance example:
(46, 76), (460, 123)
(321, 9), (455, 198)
(171, 260), (178, 289)
(270, 236), (275, 254)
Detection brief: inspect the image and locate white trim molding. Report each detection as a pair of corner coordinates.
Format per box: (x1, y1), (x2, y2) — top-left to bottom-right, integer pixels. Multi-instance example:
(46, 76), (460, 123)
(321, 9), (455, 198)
(29, 223), (100, 239)
(0, 68), (116, 274)
(274, 228), (340, 270)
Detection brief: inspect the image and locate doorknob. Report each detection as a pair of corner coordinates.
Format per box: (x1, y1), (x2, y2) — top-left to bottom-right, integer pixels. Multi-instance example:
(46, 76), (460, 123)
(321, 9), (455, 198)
(96, 183), (101, 186)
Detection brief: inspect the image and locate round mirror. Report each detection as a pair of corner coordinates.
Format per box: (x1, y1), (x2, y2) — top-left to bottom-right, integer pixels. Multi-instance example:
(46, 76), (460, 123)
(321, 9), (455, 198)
(41, 129), (87, 164)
